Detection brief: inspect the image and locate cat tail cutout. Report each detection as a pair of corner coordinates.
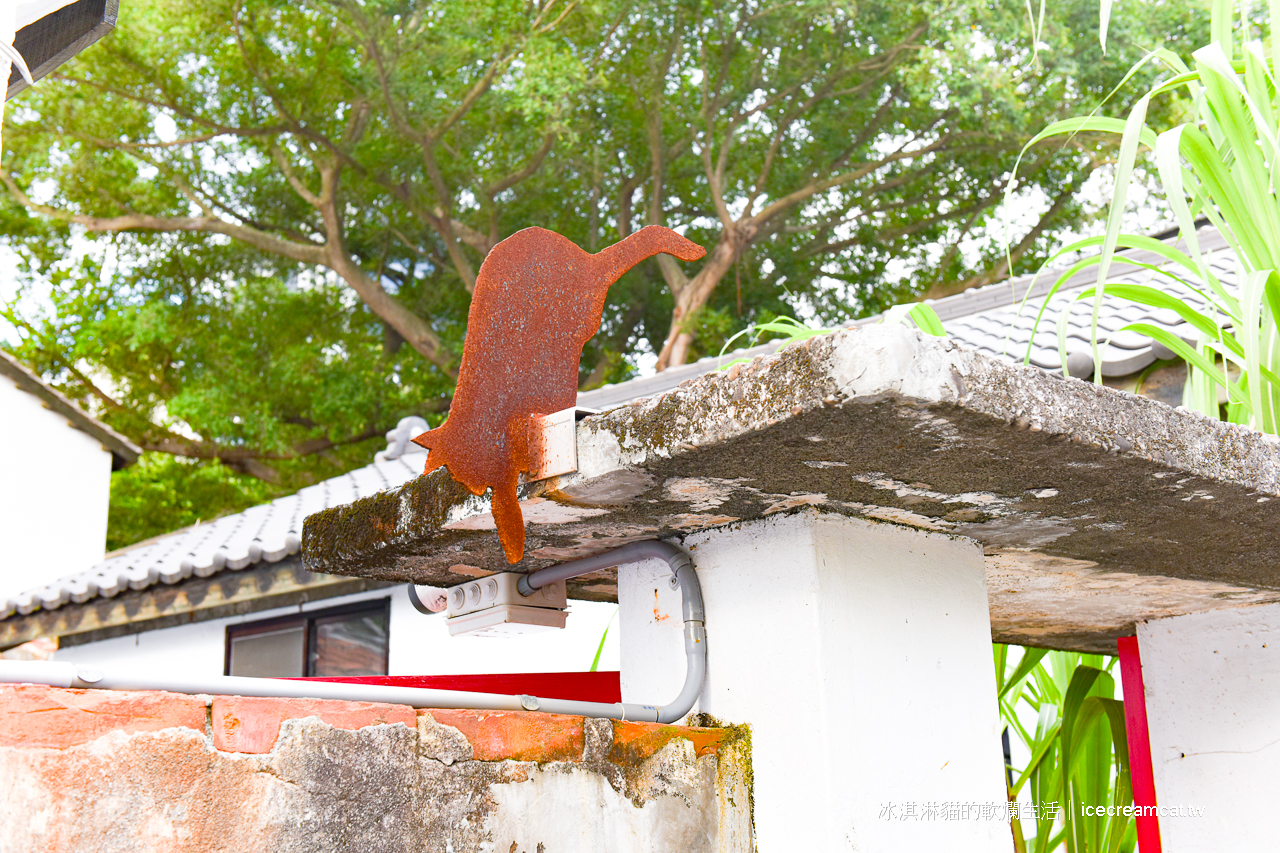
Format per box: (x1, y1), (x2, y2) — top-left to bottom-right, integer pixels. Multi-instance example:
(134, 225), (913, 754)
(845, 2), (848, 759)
(490, 480), (525, 563)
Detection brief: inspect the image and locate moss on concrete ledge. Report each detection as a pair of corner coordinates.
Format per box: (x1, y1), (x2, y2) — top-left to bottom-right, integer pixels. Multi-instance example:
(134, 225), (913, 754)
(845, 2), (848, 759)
(300, 325), (1280, 652)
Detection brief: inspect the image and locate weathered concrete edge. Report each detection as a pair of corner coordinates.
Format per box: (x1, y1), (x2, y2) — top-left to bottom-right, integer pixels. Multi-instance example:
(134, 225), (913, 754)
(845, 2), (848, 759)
(0, 685), (753, 852)
(576, 324), (1280, 495)
(302, 324), (1280, 574)
(0, 683), (737, 765)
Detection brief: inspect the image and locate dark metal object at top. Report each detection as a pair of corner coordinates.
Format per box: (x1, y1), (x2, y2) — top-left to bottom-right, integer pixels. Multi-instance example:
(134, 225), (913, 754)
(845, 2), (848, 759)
(6, 0), (119, 101)
(412, 226), (706, 563)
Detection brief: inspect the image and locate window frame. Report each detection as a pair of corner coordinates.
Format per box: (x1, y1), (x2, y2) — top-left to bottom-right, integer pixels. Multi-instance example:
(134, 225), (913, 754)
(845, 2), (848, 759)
(223, 598), (391, 677)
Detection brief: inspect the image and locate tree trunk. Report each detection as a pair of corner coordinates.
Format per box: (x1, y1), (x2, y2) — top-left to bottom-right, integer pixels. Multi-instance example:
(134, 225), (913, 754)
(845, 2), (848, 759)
(655, 230), (744, 371)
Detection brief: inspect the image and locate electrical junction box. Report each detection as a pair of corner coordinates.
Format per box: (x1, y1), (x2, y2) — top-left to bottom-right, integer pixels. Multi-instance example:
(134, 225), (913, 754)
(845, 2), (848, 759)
(445, 573), (568, 638)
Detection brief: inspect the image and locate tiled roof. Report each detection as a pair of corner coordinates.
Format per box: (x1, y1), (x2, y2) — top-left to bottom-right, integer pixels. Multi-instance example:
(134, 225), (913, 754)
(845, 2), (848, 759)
(578, 226), (1233, 408)
(0, 428), (429, 619)
(939, 228), (1233, 378)
(4, 227), (1232, 620)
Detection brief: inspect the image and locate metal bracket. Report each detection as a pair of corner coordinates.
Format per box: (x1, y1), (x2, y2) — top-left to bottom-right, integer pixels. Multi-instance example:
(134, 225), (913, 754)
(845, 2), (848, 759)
(527, 406), (599, 481)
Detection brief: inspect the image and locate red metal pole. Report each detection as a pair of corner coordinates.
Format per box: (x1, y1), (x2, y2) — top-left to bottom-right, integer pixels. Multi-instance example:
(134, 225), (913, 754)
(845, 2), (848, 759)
(1117, 635), (1162, 853)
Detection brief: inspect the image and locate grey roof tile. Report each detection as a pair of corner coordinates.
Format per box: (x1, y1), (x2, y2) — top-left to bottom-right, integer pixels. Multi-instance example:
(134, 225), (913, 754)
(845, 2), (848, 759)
(1114, 304), (1149, 323)
(89, 567), (125, 598)
(1106, 329), (1155, 350)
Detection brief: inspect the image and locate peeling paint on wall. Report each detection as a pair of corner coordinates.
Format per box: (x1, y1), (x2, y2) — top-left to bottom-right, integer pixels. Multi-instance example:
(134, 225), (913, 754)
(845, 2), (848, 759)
(0, 687), (754, 853)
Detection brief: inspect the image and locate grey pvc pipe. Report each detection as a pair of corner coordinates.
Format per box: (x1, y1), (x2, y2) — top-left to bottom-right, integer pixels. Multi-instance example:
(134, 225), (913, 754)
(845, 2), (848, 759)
(0, 659), (533, 711)
(520, 539), (707, 724)
(0, 541), (707, 724)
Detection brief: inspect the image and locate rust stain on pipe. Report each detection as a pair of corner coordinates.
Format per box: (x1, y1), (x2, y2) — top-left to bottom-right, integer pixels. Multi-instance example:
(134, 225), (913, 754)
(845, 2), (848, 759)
(412, 226), (706, 562)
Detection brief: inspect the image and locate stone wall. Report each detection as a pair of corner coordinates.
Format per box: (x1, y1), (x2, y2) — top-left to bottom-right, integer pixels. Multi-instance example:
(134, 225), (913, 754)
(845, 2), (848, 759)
(0, 685), (753, 852)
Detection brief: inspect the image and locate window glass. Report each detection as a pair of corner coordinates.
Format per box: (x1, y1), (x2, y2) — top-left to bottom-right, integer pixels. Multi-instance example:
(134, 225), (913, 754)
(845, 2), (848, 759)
(225, 600), (390, 678)
(228, 625), (305, 677)
(311, 611), (389, 677)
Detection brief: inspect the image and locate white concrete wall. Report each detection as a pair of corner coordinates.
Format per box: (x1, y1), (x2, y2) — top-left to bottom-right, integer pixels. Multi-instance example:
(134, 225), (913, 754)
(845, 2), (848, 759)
(1137, 603), (1280, 851)
(619, 512), (1009, 852)
(55, 584), (621, 678)
(0, 380), (113, 602)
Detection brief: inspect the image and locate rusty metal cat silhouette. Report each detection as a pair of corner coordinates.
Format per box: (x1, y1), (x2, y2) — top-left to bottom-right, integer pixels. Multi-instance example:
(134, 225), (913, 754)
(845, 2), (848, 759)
(412, 226), (706, 563)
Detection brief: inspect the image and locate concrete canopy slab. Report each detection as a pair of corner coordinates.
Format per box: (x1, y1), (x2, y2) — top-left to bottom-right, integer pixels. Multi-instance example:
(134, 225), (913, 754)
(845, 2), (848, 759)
(302, 325), (1280, 653)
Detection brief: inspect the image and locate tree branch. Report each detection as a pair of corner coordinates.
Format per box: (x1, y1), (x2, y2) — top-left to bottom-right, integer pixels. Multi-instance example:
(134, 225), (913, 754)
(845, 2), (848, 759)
(924, 171), (1089, 298)
(0, 168), (331, 266)
(270, 143), (323, 207)
(142, 424), (387, 483)
(313, 162), (459, 376)
(485, 132), (556, 200)
(750, 133), (973, 226)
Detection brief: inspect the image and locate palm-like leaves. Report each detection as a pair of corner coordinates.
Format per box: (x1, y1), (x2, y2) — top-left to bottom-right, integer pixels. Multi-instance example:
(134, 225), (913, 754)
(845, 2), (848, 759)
(1022, 0), (1280, 433)
(996, 646), (1137, 853)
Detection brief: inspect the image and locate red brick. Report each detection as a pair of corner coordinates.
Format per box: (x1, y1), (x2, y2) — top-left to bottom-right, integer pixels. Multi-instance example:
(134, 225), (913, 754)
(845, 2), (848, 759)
(212, 696), (416, 753)
(422, 709), (584, 762)
(609, 720), (726, 765)
(4, 726), (281, 851)
(0, 685), (206, 749)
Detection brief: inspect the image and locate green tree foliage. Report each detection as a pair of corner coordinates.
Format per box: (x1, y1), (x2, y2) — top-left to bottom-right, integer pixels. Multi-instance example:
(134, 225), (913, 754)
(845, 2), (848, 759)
(105, 453), (276, 552)
(577, 0), (1205, 368)
(1025, 0), (1280, 438)
(0, 0), (1204, 545)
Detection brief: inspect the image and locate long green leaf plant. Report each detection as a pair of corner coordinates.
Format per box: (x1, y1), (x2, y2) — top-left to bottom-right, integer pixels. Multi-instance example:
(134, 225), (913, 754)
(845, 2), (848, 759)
(713, 302), (946, 371)
(995, 645), (1137, 853)
(1016, 0), (1280, 435)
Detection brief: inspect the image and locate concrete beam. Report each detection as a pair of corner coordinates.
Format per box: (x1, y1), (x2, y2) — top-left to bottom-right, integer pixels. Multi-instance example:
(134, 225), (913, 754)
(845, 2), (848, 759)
(304, 325), (1280, 652)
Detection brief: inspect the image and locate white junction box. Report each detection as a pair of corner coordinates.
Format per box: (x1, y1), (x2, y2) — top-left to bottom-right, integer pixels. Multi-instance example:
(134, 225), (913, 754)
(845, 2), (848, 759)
(445, 572), (568, 637)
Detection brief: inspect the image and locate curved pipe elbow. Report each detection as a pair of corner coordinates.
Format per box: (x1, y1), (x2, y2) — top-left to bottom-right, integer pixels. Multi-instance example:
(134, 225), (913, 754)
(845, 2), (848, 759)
(655, 623), (707, 724)
(521, 539), (707, 723)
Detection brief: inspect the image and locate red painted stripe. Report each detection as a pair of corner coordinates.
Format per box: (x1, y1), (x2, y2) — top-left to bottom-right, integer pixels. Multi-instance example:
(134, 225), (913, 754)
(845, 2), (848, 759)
(1117, 636), (1162, 853)
(289, 671), (622, 704)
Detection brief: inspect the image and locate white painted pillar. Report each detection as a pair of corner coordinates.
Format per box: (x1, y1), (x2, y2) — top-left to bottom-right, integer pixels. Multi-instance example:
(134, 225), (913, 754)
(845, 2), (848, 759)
(1136, 604), (1280, 851)
(619, 511), (1009, 852)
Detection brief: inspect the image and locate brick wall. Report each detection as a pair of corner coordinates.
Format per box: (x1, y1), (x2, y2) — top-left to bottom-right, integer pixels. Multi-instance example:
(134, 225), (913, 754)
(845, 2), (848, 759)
(0, 685), (752, 852)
